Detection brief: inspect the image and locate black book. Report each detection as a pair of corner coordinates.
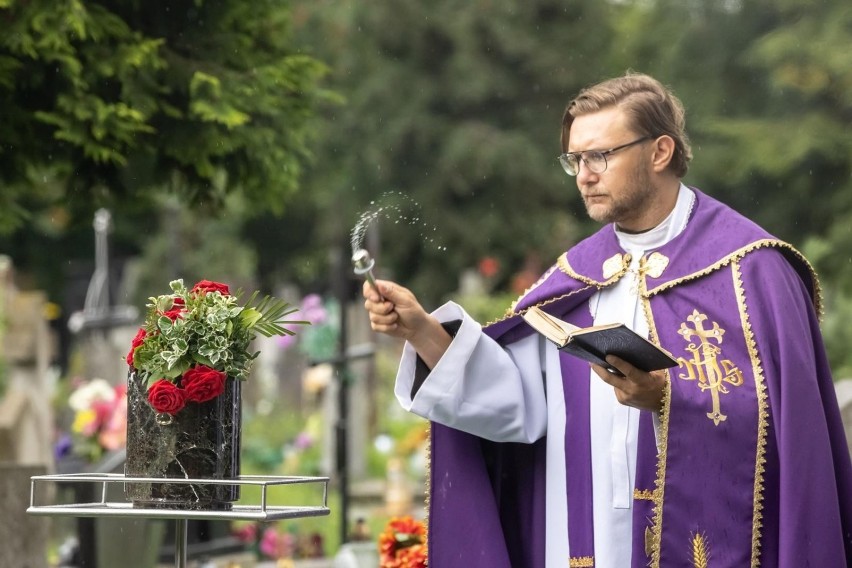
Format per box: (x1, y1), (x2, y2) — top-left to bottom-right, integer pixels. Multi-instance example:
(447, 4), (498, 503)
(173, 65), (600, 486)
(521, 305), (678, 376)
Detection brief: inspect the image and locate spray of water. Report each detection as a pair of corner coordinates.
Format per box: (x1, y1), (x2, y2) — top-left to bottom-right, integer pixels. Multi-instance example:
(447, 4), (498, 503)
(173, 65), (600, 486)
(349, 191), (447, 256)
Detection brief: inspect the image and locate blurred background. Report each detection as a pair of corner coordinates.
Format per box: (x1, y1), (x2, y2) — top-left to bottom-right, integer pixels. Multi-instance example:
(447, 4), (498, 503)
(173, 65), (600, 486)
(1, 0), (851, 566)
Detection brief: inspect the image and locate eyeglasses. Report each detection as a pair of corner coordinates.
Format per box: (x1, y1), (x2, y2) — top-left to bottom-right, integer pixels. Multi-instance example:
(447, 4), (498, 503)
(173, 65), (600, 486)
(557, 136), (652, 176)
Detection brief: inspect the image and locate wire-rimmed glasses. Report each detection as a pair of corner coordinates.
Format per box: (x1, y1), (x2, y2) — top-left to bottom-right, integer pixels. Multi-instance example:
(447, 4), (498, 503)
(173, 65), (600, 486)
(558, 136), (652, 176)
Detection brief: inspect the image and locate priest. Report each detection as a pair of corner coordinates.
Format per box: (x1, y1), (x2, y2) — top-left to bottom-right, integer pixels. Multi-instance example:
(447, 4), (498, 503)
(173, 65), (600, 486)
(362, 72), (852, 567)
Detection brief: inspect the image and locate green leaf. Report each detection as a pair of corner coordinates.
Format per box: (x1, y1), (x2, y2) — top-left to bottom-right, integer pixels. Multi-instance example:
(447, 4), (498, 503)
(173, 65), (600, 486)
(243, 292), (309, 338)
(192, 352), (215, 367)
(240, 307), (262, 329)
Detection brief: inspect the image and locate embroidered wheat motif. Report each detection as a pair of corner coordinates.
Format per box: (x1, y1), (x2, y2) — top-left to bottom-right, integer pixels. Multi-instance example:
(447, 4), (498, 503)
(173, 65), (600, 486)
(691, 532), (709, 568)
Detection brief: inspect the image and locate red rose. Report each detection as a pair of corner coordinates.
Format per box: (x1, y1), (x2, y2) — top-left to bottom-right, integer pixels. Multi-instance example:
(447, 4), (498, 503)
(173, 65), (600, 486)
(162, 307), (185, 321)
(126, 328), (147, 367)
(191, 280), (231, 296)
(160, 296), (186, 321)
(181, 365), (227, 403)
(147, 379), (187, 415)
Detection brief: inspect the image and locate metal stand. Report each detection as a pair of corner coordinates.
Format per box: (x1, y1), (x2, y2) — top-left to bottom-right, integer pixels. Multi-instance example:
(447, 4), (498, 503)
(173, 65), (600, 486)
(28, 473), (331, 568)
(175, 519), (187, 568)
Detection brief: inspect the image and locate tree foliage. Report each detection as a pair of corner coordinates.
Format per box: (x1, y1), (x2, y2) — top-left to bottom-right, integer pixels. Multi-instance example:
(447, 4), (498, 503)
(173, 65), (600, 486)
(285, 0), (852, 371)
(291, 0), (622, 300)
(3, 0), (852, 372)
(0, 0), (333, 233)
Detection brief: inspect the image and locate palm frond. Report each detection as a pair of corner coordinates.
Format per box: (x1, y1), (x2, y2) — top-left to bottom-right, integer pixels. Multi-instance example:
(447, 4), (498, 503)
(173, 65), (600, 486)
(243, 292), (310, 337)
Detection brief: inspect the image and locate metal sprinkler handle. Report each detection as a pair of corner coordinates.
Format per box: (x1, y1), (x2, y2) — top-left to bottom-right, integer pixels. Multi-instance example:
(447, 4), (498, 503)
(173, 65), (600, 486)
(352, 248), (384, 301)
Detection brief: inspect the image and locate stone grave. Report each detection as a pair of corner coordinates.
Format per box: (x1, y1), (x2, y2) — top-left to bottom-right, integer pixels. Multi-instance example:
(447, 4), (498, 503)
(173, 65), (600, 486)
(0, 255), (52, 568)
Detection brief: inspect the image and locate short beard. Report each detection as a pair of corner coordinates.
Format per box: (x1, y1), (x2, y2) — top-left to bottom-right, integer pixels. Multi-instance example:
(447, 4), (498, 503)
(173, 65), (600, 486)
(585, 164), (655, 227)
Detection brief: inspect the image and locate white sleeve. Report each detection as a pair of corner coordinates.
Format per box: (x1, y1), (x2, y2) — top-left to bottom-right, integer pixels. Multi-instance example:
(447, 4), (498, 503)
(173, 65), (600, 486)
(394, 301), (548, 443)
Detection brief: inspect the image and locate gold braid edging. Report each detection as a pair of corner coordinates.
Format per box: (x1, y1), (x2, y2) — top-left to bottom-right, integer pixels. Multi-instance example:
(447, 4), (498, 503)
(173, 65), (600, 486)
(424, 421), (432, 557)
(510, 262), (560, 309)
(487, 284), (596, 327)
(644, 239), (822, 319)
(732, 260), (769, 566)
(558, 251), (630, 288)
(569, 556), (594, 567)
(633, 489), (655, 501)
(640, 278), (670, 567)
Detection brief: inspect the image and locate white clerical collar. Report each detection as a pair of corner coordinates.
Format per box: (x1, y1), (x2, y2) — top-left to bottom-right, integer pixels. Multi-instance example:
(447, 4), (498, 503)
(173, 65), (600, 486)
(615, 184), (694, 254)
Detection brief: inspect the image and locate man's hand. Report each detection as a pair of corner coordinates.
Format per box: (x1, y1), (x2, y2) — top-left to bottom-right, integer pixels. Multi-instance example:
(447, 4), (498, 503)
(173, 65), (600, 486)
(591, 355), (667, 411)
(362, 279), (451, 369)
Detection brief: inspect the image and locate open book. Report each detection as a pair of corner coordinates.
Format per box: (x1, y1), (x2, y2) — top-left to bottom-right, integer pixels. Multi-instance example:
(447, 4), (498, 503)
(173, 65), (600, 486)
(521, 305), (678, 375)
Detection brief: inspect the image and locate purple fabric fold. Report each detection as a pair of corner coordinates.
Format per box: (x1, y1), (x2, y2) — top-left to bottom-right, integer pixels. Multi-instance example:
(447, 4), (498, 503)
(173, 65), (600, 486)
(561, 351), (594, 559)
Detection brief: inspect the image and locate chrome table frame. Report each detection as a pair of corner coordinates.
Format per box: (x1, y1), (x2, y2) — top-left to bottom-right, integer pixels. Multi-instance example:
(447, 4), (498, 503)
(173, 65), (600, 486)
(28, 473), (330, 568)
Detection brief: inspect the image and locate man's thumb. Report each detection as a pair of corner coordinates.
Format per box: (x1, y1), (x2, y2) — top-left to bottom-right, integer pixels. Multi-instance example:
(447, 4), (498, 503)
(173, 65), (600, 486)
(377, 280), (395, 299)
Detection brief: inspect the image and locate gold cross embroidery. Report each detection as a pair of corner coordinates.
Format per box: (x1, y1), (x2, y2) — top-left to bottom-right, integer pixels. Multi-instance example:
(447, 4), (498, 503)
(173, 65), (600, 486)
(676, 310), (743, 425)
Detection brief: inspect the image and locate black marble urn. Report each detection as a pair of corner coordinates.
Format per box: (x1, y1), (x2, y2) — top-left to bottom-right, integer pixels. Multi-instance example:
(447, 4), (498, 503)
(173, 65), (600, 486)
(124, 372), (242, 510)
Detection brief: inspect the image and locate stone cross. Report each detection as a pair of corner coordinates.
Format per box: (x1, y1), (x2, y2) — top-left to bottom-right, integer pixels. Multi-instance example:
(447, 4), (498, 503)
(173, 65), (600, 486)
(66, 209), (138, 384)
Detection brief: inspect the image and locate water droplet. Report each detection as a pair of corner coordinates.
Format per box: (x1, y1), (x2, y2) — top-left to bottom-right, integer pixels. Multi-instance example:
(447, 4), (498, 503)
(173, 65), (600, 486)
(350, 191), (447, 255)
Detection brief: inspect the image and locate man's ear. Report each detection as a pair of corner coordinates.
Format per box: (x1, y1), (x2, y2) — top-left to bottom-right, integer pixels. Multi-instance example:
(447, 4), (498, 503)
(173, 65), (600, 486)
(651, 135), (676, 172)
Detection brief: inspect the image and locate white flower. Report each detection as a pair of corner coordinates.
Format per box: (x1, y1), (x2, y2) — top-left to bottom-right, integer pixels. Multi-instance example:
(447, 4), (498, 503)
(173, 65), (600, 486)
(68, 378), (116, 412)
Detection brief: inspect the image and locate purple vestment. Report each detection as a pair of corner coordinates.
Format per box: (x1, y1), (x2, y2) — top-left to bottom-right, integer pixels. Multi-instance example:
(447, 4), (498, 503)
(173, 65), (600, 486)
(425, 189), (852, 567)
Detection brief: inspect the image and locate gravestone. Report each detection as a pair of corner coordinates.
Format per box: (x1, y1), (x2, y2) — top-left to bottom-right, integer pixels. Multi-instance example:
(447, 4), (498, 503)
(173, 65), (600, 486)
(0, 464), (49, 568)
(0, 255), (54, 467)
(0, 256), (53, 568)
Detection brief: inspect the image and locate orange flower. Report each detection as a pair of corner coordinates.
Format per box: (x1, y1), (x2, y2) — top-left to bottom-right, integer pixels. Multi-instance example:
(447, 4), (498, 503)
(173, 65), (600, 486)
(478, 256), (500, 278)
(379, 516), (427, 568)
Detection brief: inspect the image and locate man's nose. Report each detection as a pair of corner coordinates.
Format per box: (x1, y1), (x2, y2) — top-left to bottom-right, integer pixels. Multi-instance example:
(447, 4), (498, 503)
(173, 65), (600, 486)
(575, 159), (598, 185)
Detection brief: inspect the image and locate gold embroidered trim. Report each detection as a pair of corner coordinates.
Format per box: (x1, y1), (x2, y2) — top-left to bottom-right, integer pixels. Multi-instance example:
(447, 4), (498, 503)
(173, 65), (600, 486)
(640, 285), (669, 568)
(633, 488), (655, 501)
(489, 284), (596, 327)
(424, 421), (431, 551)
(645, 526), (654, 557)
(642, 252), (669, 279)
(603, 252), (630, 279)
(676, 310), (744, 425)
(558, 251), (631, 288)
(508, 262), (560, 312)
(569, 556), (594, 567)
(691, 532), (710, 568)
(732, 260), (769, 567)
(644, 239), (823, 318)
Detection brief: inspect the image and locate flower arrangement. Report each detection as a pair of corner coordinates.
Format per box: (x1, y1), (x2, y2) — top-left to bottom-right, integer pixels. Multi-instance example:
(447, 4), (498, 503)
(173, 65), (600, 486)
(56, 378), (127, 463)
(276, 293), (339, 362)
(231, 522), (325, 562)
(378, 516), (427, 568)
(126, 279), (305, 415)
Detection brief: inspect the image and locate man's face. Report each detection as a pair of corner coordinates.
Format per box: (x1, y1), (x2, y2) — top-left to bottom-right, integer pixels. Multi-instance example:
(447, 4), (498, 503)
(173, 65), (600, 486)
(567, 107), (655, 229)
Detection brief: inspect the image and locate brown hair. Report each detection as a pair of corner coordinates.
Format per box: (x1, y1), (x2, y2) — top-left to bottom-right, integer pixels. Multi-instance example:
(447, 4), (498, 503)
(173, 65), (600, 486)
(561, 72), (692, 177)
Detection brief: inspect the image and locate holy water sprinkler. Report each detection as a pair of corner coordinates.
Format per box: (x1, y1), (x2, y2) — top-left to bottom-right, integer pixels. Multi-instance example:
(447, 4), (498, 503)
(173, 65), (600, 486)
(352, 248), (384, 301)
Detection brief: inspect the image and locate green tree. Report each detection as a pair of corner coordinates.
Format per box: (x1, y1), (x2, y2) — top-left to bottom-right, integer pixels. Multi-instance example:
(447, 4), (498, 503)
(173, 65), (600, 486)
(696, 0), (851, 241)
(0, 0), (333, 299)
(287, 0), (852, 375)
(684, 0), (852, 375)
(290, 0), (632, 303)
